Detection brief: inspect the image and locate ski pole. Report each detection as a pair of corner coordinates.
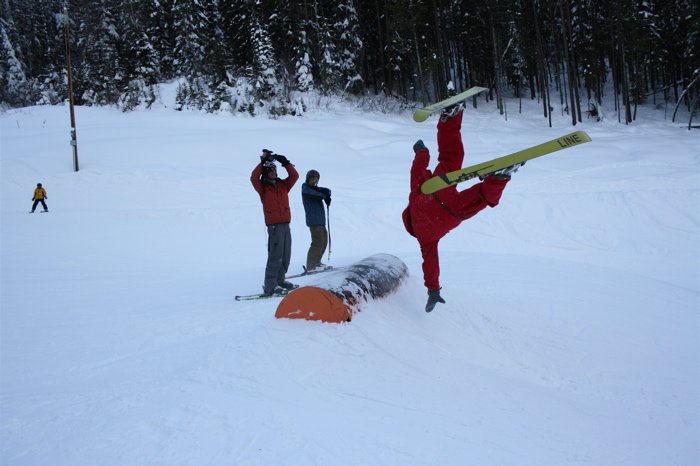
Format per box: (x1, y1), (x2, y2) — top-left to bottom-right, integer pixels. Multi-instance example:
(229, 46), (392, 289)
(326, 204), (331, 262)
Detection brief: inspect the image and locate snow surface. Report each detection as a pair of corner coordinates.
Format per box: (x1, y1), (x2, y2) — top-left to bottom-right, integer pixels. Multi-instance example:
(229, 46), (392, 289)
(1, 95), (699, 465)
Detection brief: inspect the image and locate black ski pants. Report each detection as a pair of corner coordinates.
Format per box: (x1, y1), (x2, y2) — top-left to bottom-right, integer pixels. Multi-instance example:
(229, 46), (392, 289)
(263, 222), (292, 294)
(32, 199), (48, 212)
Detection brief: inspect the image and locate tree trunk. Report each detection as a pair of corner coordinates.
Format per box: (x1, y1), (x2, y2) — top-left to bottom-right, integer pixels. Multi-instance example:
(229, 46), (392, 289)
(532, 0), (551, 126)
(431, 0), (448, 97)
(488, 0), (504, 115)
(557, 0), (578, 125)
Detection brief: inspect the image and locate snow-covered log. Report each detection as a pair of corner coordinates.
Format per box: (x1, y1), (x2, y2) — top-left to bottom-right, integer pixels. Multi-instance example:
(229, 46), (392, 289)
(275, 254), (409, 323)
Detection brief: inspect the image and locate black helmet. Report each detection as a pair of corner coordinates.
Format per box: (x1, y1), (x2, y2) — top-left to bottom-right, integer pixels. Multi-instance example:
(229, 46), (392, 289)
(306, 169), (320, 183)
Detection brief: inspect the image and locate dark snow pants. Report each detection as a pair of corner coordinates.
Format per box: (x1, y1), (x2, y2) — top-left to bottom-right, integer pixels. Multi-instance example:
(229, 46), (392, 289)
(306, 225), (328, 270)
(31, 199), (48, 212)
(264, 222), (292, 294)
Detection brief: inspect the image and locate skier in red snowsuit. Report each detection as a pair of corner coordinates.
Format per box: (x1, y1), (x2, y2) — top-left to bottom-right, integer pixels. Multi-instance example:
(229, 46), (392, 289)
(403, 107), (519, 312)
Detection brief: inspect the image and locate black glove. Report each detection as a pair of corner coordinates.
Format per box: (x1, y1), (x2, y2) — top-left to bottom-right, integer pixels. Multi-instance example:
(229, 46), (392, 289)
(32, 198), (35, 201)
(324, 196), (331, 206)
(413, 139), (427, 153)
(274, 154), (290, 167)
(317, 187), (331, 196)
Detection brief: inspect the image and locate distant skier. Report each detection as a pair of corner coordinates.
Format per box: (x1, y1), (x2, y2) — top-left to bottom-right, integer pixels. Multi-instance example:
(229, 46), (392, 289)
(402, 104), (522, 312)
(250, 149), (300, 296)
(30, 183), (49, 213)
(301, 169), (332, 273)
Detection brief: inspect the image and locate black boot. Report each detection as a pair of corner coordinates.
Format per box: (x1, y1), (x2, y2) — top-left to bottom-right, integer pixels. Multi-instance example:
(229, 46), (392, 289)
(413, 139), (427, 153)
(425, 289), (446, 313)
(439, 102), (465, 122)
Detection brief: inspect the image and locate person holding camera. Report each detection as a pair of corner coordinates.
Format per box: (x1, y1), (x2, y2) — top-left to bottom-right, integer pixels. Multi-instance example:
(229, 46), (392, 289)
(250, 149), (299, 296)
(301, 169), (331, 273)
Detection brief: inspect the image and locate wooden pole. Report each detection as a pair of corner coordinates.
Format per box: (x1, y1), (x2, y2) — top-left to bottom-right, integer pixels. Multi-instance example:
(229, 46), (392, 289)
(63, 9), (79, 172)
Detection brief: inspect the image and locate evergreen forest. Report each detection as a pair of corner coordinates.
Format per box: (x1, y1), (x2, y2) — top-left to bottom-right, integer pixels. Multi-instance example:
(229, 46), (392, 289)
(1, 0), (698, 124)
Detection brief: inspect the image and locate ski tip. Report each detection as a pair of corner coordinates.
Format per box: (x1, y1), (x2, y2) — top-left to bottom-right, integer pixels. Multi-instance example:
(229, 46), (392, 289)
(558, 130), (593, 146)
(412, 87), (488, 123)
(413, 109), (431, 123)
(420, 183), (439, 195)
(577, 130), (592, 142)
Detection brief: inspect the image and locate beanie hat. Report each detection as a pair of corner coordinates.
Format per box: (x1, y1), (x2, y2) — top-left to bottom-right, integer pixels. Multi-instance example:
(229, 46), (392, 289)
(306, 169), (320, 183)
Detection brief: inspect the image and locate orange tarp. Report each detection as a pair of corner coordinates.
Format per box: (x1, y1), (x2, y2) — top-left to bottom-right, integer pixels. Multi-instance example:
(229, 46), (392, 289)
(275, 286), (351, 323)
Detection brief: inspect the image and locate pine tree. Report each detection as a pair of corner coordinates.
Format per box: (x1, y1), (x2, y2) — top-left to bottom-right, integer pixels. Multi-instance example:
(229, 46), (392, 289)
(2, 0), (699, 125)
(555, 0), (582, 125)
(331, 0), (363, 93)
(172, 0), (217, 110)
(250, 8), (279, 101)
(0, 19), (30, 106)
(383, 0), (415, 99)
(292, 1), (315, 93)
(197, 0), (231, 112)
(502, 6), (528, 103)
(114, 0), (162, 110)
(314, 1), (341, 94)
(148, 0), (176, 80)
(2, 0), (66, 105)
(71, 0), (121, 105)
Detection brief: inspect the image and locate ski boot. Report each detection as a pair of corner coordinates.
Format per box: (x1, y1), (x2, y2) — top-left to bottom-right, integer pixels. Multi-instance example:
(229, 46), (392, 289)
(440, 102), (465, 122)
(262, 285), (288, 297)
(425, 288), (446, 313)
(413, 139), (427, 154)
(439, 85), (465, 122)
(307, 263), (332, 274)
(279, 281), (299, 291)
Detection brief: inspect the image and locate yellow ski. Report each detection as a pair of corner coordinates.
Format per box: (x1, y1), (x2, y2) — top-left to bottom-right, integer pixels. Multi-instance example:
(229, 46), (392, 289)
(413, 87), (488, 123)
(420, 130), (592, 194)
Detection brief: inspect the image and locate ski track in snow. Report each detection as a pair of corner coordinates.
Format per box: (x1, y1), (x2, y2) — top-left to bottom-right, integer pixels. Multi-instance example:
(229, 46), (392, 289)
(1, 100), (699, 466)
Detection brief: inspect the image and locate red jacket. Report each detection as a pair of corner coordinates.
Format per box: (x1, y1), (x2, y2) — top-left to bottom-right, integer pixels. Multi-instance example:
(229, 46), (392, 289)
(251, 163), (299, 225)
(402, 149), (508, 243)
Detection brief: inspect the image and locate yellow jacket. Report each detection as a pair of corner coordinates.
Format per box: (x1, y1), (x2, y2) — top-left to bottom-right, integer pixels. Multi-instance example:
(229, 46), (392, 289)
(33, 187), (47, 200)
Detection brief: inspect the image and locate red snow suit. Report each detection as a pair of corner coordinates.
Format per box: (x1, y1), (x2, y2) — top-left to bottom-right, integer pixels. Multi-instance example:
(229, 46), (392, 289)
(402, 112), (509, 291)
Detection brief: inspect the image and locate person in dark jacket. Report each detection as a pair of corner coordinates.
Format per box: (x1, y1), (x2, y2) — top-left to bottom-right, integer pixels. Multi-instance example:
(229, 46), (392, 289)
(251, 149), (300, 295)
(402, 105), (522, 312)
(301, 169), (331, 272)
(31, 183), (48, 213)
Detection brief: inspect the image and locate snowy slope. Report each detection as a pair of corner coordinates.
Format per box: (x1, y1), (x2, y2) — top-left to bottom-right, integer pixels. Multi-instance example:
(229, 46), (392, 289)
(1, 98), (698, 466)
